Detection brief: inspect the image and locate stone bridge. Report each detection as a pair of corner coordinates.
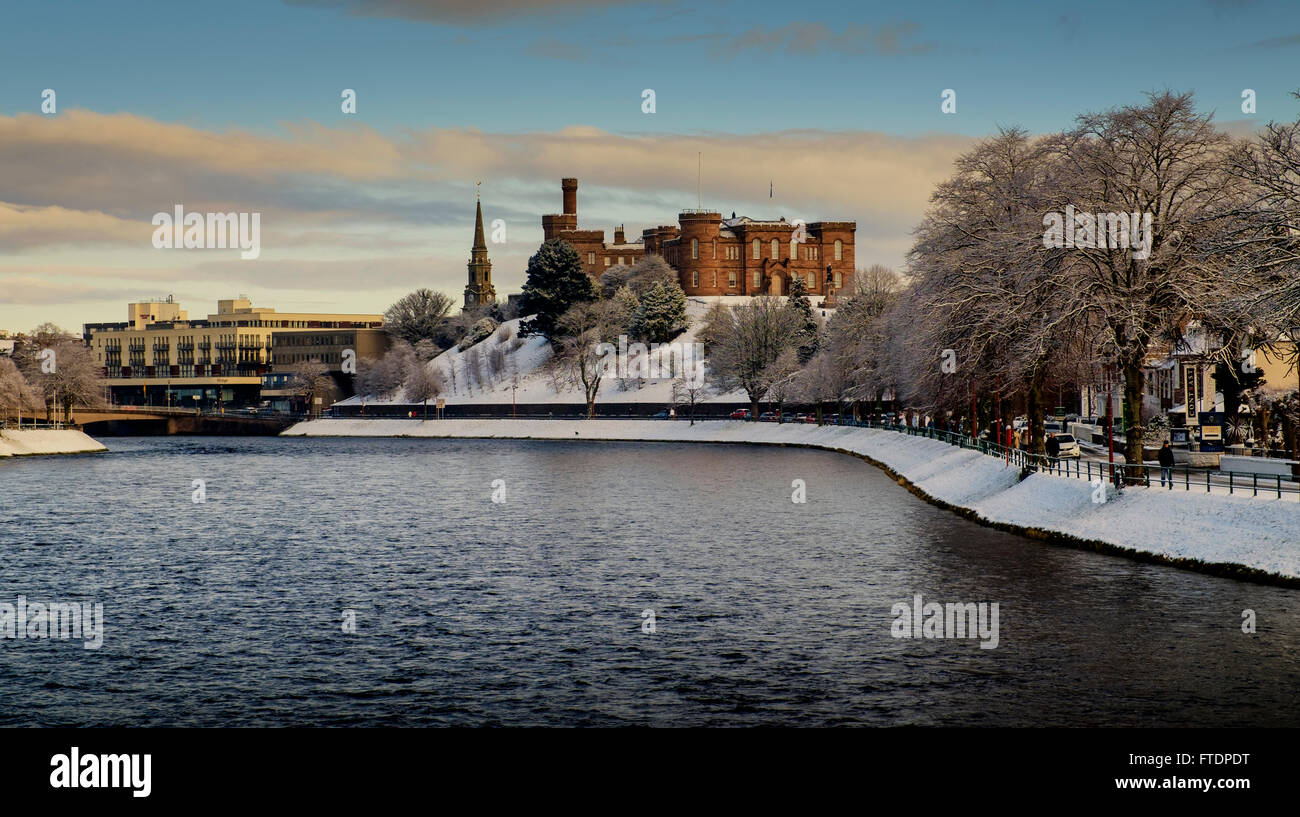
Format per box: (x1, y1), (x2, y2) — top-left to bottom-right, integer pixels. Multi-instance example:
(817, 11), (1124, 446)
(69, 407), (296, 436)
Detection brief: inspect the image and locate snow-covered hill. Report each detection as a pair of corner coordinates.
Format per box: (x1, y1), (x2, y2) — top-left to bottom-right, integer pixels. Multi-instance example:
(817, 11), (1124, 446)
(343, 297), (793, 406)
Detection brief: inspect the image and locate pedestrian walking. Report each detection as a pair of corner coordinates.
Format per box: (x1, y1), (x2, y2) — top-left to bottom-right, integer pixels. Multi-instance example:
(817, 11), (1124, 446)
(1158, 441), (1175, 488)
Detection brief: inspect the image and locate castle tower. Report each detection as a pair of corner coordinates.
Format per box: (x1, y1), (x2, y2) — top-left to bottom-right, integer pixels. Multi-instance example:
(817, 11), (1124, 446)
(464, 192), (496, 310)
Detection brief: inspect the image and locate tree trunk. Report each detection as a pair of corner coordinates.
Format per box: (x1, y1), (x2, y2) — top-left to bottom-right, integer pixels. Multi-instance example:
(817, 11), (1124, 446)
(1027, 370), (1045, 456)
(1122, 358), (1145, 480)
(750, 396), (760, 421)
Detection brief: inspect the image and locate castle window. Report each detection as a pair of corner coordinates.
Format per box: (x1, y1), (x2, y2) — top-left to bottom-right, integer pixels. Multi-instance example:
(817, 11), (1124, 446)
(834, 239), (843, 261)
(728, 270), (737, 288)
(588, 252), (595, 264)
(692, 270), (699, 288)
(753, 271), (761, 289)
(834, 271), (842, 288)
(712, 239), (717, 259)
(618, 257), (625, 265)
(712, 270), (717, 288)
(771, 239), (778, 259)
(692, 238), (699, 260)
(752, 238), (761, 259)
(604, 257), (611, 266)
(789, 240), (796, 259)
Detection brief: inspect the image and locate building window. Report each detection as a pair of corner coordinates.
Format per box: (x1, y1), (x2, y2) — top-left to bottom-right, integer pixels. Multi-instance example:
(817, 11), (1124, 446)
(588, 252), (595, 264)
(618, 257), (625, 265)
(692, 238), (699, 260)
(789, 240), (796, 259)
(834, 239), (843, 261)
(728, 270), (737, 288)
(712, 270), (717, 288)
(752, 238), (761, 259)
(604, 257), (611, 267)
(771, 239), (779, 259)
(753, 271), (762, 289)
(712, 239), (717, 259)
(834, 271), (842, 288)
(691, 269), (699, 288)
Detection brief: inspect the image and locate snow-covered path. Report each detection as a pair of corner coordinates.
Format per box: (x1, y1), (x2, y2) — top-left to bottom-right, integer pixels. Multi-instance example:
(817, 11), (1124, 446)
(283, 418), (1300, 582)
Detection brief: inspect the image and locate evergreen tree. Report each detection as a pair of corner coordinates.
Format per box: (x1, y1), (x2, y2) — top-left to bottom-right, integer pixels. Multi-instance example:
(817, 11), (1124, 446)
(786, 275), (820, 363)
(518, 239), (597, 339)
(611, 285), (641, 333)
(631, 280), (687, 343)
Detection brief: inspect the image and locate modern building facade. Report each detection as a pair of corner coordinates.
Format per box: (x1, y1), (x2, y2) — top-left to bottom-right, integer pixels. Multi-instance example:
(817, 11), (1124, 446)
(84, 297), (383, 407)
(262, 327), (391, 412)
(538, 177), (856, 299)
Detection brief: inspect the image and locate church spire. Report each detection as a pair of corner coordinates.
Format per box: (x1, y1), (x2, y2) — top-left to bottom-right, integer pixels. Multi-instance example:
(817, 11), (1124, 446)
(464, 184), (496, 310)
(472, 197), (487, 251)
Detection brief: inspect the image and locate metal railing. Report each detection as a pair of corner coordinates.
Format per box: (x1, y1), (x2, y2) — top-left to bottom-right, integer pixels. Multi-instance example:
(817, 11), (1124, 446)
(830, 417), (1300, 500)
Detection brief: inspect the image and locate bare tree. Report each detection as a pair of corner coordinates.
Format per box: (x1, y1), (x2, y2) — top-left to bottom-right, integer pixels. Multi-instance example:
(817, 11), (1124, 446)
(704, 296), (801, 419)
(0, 356), (40, 426)
(291, 358), (333, 415)
(384, 289), (455, 346)
(1051, 91), (1247, 468)
(555, 300), (620, 417)
(15, 331), (104, 423)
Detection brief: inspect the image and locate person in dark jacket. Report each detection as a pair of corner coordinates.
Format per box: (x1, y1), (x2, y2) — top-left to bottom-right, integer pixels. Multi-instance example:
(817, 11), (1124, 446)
(1045, 433), (1059, 461)
(1158, 441), (1175, 487)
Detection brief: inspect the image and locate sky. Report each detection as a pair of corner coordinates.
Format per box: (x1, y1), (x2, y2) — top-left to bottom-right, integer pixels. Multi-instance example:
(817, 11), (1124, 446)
(2, 0), (1299, 331)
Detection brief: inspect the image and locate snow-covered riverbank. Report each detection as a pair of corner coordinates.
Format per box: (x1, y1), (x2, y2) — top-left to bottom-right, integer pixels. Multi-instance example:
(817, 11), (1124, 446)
(0, 429), (107, 458)
(284, 418), (1300, 583)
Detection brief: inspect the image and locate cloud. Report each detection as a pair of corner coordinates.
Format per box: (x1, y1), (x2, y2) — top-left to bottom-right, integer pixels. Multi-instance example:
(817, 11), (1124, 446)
(0, 203), (144, 251)
(525, 37), (587, 61)
(0, 109), (973, 321)
(0, 277), (132, 305)
(284, 0), (636, 25)
(1235, 32), (1300, 48)
(715, 21), (937, 58)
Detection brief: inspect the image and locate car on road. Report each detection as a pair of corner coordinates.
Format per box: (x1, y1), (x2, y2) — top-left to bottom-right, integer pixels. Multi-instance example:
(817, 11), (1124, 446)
(729, 408), (751, 420)
(1054, 433), (1082, 458)
(759, 411), (778, 422)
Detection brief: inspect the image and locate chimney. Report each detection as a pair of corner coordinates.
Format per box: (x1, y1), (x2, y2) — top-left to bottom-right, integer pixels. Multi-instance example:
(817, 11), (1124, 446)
(614, 225), (625, 244)
(562, 178), (578, 216)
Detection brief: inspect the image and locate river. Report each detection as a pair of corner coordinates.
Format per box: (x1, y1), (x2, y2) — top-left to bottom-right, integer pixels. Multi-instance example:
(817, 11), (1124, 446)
(1, 436), (1295, 726)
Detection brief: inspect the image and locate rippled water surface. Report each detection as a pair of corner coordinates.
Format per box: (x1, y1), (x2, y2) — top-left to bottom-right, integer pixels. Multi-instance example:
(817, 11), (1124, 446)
(1, 435), (1296, 726)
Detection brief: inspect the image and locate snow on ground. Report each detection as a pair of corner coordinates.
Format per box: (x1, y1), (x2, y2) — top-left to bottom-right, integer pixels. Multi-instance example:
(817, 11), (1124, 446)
(0, 429), (107, 457)
(283, 418), (1300, 580)
(338, 298), (755, 406)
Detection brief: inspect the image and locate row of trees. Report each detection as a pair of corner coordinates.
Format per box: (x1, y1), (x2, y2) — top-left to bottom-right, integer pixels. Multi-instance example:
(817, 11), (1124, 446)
(715, 91), (1300, 466)
(0, 323), (104, 424)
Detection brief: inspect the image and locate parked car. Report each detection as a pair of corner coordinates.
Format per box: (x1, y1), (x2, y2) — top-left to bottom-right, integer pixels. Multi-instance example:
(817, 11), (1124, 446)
(1044, 421), (1063, 434)
(729, 408), (751, 420)
(1054, 434), (1082, 458)
(781, 412), (797, 423)
(652, 410), (670, 419)
(759, 411), (778, 422)
(800, 413), (817, 424)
